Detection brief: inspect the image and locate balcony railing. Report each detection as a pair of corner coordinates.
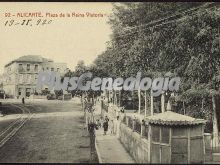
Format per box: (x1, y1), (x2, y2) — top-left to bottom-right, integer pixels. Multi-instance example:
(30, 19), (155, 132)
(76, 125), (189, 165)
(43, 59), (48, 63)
(18, 68), (38, 73)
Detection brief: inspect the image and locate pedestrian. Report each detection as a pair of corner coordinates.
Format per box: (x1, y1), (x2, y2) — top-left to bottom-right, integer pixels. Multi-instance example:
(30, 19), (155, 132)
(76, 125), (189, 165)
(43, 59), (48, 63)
(22, 97), (25, 104)
(120, 106), (125, 113)
(104, 115), (109, 122)
(103, 116), (109, 135)
(116, 116), (120, 138)
(96, 119), (101, 128)
(113, 116), (118, 135)
(100, 116), (104, 128)
(109, 119), (114, 135)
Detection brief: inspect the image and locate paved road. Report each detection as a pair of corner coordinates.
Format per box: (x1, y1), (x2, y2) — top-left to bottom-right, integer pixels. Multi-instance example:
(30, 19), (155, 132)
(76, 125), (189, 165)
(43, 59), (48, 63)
(0, 100), (92, 163)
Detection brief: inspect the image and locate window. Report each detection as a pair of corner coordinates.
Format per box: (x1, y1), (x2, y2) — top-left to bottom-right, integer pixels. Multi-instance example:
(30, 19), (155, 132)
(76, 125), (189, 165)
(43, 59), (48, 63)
(57, 68), (60, 72)
(51, 68), (54, 71)
(19, 74), (23, 83)
(27, 64), (30, 71)
(26, 88), (31, 97)
(23, 74), (27, 83)
(34, 65), (38, 71)
(18, 88), (22, 96)
(31, 75), (35, 83)
(27, 74), (31, 84)
(24, 74), (29, 83)
(18, 64), (23, 72)
(47, 67), (49, 70)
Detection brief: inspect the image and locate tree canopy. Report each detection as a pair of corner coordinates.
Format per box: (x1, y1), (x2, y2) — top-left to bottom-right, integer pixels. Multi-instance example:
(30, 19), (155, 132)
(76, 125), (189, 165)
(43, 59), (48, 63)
(91, 2), (220, 97)
(67, 3), (219, 101)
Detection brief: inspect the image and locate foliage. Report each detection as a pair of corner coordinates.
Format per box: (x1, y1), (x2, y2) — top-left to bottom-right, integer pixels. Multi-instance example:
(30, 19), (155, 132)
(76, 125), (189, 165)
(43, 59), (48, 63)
(68, 3), (220, 129)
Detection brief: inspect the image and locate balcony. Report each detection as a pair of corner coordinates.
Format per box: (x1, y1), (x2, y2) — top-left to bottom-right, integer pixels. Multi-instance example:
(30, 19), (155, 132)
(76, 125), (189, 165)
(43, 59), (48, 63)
(18, 67), (39, 73)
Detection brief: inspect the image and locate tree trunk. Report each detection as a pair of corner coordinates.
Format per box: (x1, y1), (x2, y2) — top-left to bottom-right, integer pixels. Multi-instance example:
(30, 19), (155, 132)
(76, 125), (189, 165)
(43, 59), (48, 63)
(150, 90), (154, 116)
(212, 95), (219, 146)
(183, 101), (186, 115)
(119, 90), (121, 107)
(138, 87), (141, 114)
(92, 94), (94, 105)
(161, 92), (165, 113)
(144, 90), (147, 117)
(115, 91), (117, 106)
(108, 90), (111, 104)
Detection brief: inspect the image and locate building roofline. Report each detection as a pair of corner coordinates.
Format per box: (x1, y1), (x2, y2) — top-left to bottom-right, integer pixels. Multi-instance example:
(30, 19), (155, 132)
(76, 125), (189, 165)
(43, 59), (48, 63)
(4, 55), (55, 68)
(4, 60), (43, 68)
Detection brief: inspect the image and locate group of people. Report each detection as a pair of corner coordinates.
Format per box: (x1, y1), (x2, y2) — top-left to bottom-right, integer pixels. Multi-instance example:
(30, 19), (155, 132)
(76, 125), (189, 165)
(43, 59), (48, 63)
(83, 95), (122, 136)
(96, 115), (120, 136)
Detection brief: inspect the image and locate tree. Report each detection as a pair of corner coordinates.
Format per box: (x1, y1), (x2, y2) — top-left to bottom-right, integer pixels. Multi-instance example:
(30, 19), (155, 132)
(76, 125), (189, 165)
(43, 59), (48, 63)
(67, 3), (220, 132)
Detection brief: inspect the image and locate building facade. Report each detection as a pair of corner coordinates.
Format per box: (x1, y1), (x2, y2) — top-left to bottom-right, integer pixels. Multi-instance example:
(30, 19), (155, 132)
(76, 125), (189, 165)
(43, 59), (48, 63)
(2, 55), (68, 98)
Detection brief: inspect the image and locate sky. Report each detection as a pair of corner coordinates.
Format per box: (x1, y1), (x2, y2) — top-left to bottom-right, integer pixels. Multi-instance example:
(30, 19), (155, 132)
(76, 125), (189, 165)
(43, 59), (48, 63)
(0, 2), (113, 73)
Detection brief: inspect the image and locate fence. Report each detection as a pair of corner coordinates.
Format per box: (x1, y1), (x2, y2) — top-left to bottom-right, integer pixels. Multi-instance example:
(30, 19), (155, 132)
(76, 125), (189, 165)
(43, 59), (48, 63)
(128, 117), (133, 129)
(211, 133), (220, 153)
(134, 119), (141, 134)
(122, 115), (149, 139)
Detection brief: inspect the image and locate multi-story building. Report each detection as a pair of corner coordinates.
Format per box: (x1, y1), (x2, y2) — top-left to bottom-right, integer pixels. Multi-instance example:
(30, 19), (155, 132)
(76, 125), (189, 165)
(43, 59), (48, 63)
(2, 55), (68, 98)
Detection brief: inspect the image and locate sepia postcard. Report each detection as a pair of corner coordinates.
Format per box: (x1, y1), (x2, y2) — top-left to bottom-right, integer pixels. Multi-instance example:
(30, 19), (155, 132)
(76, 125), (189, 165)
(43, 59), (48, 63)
(0, 1), (219, 164)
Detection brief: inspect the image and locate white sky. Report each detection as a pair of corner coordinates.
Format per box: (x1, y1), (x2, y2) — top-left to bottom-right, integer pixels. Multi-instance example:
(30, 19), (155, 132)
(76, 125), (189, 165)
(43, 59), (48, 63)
(0, 2), (113, 73)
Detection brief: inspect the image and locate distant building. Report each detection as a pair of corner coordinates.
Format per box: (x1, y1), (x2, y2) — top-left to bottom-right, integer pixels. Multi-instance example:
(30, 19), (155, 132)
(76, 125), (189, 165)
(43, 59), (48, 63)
(2, 55), (68, 98)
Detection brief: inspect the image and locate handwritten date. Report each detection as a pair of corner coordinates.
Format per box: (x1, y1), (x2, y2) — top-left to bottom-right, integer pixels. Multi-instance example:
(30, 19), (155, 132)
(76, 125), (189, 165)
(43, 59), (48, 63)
(4, 19), (52, 26)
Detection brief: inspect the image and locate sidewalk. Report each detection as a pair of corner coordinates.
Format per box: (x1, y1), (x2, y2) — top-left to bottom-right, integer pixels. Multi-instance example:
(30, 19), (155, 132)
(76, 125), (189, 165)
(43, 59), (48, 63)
(95, 129), (135, 163)
(0, 97), (81, 103)
(93, 102), (135, 163)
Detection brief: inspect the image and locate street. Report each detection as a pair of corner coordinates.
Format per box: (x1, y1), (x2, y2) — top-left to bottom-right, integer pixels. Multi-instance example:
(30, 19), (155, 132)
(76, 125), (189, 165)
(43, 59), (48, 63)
(0, 100), (92, 163)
